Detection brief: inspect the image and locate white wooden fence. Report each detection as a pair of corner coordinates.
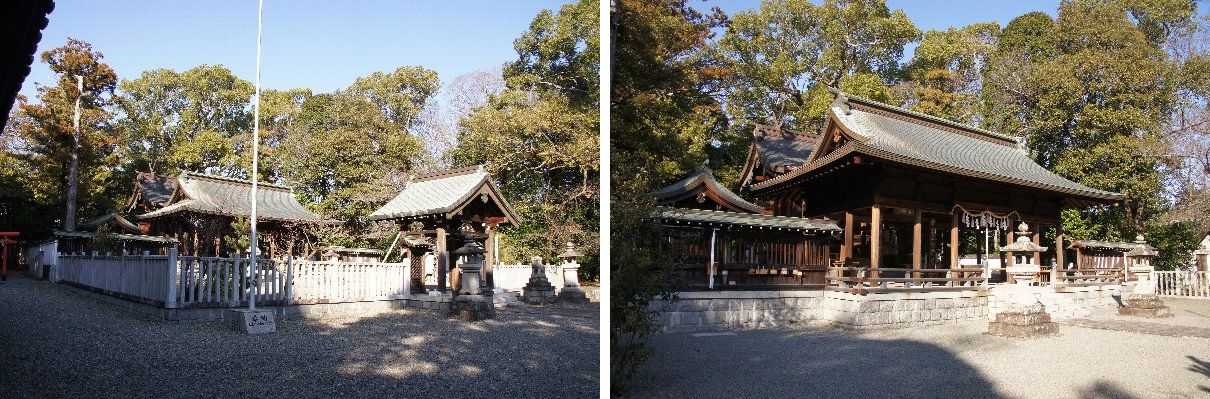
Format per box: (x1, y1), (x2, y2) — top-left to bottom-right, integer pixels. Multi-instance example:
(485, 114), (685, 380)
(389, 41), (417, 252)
(57, 252), (173, 306)
(1153, 271), (1210, 298)
(493, 264), (563, 291)
(56, 249), (410, 308)
(23, 240), (57, 280)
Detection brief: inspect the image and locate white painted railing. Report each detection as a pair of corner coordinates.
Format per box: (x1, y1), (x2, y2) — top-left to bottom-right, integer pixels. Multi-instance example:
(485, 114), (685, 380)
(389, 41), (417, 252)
(493, 264), (563, 291)
(57, 251), (173, 306)
(174, 257), (410, 308)
(57, 250), (410, 308)
(1153, 271), (1210, 298)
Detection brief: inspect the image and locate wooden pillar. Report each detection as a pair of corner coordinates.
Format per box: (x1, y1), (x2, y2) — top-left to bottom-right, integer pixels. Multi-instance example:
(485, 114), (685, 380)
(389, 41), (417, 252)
(842, 211), (854, 262)
(436, 226), (448, 293)
(1031, 226), (1041, 265)
(870, 206), (881, 274)
(485, 226), (495, 290)
(949, 212), (960, 269)
(1055, 228), (1065, 269)
(1005, 228), (1015, 284)
(912, 208), (922, 279)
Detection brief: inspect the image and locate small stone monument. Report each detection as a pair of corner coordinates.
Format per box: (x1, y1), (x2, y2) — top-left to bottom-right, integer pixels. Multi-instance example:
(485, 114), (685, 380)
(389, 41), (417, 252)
(556, 242), (588, 303)
(449, 234), (494, 321)
(523, 256), (557, 305)
(989, 222), (1058, 338)
(225, 308), (277, 334)
(1119, 235), (1169, 318)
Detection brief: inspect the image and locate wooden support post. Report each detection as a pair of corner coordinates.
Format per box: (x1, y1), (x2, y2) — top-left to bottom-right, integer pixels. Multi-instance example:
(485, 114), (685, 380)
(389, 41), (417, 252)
(485, 226), (495, 290)
(912, 208), (922, 279)
(1031, 226), (1041, 265)
(1055, 227), (1065, 269)
(436, 226), (448, 293)
(165, 248), (178, 308)
(843, 211), (854, 262)
(870, 206), (881, 277)
(950, 211), (960, 285)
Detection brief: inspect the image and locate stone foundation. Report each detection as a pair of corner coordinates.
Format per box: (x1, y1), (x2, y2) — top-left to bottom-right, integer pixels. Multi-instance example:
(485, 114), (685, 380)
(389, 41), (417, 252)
(449, 295), (495, 321)
(523, 283), (557, 305)
(986, 303), (1058, 338)
(1118, 294), (1171, 318)
(988, 284), (1121, 320)
(654, 290), (990, 331)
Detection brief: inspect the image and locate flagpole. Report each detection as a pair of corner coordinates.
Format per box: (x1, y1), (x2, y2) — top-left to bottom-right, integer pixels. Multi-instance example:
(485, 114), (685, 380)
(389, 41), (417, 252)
(249, 0), (264, 311)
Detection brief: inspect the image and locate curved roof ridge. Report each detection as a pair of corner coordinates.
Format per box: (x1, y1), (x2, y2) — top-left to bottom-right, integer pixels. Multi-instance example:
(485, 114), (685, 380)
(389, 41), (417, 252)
(647, 164), (766, 214)
(828, 88), (1019, 145)
(180, 171), (293, 191)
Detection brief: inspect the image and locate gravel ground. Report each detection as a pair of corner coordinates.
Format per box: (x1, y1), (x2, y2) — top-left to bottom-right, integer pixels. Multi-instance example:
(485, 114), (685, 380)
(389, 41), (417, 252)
(0, 276), (599, 398)
(628, 304), (1210, 398)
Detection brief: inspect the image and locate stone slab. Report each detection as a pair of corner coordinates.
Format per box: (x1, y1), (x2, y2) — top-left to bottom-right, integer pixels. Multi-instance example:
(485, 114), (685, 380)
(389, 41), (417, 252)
(224, 308), (276, 334)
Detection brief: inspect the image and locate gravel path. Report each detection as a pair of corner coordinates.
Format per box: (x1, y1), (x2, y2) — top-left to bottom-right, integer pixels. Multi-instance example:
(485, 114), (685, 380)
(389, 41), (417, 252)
(0, 276), (599, 398)
(628, 318), (1210, 398)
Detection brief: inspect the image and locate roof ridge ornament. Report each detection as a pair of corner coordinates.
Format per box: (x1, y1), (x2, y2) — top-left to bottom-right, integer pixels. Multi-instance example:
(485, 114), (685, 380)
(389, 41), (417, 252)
(834, 89), (853, 115)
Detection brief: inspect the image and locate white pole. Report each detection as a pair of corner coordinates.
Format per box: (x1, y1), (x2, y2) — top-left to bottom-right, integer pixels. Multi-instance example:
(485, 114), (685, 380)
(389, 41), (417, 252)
(708, 228), (717, 289)
(248, 0), (264, 310)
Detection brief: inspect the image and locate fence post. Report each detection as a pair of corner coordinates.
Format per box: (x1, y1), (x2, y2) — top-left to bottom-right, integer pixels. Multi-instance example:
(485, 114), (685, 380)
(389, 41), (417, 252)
(285, 256), (294, 305)
(165, 248), (179, 308)
(404, 259), (411, 296)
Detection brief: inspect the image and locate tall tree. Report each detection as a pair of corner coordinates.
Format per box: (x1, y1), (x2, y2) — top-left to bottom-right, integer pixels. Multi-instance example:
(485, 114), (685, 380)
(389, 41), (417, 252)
(718, 0), (919, 130)
(453, 0), (600, 274)
(114, 65), (254, 177)
(981, 0), (1199, 254)
(7, 38), (119, 231)
(903, 22), (999, 123)
(610, 0), (727, 393)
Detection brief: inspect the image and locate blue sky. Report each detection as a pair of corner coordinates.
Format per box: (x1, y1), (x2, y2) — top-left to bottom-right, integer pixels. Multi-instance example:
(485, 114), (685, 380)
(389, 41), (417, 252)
(19, 0), (574, 100)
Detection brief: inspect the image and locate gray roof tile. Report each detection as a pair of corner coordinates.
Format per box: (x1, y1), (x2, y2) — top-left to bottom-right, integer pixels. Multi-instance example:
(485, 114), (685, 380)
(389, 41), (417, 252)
(367, 165), (521, 224)
(649, 164), (765, 214)
(136, 172), (330, 223)
(654, 206), (840, 232)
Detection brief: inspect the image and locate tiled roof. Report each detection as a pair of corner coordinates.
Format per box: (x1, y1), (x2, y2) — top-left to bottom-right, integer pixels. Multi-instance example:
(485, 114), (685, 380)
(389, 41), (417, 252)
(53, 230), (178, 244)
(752, 124), (816, 170)
(654, 206), (840, 232)
(367, 165), (521, 224)
(79, 211), (142, 234)
(752, 91), (1125, 202)
(134, 172), (178, 208)
(136, 172), (331, 223)
(0, 0), (53, 129)
(1069, 239), (1156, 253)
(649, 164), (765, 214)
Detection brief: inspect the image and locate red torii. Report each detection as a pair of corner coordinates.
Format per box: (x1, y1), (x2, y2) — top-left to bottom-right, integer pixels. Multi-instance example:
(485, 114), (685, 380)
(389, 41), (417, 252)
(0, 232), (18, 281)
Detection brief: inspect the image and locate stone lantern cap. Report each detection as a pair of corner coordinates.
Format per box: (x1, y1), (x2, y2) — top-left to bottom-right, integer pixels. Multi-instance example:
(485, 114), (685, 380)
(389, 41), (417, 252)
(452, 235), (485, 256)
(1000, 222), (1047, 253)
(558, 242), (581, 259)
(1125, 234), (1158, 258)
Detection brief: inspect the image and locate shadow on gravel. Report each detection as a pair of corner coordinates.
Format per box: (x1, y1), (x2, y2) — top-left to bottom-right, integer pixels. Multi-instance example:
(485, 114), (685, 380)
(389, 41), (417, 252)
(1189, 355), (1210, 393)
(627, 329), (1004, 398)
(1074, 381), (1139, 399)
(0, 279), (598, 399)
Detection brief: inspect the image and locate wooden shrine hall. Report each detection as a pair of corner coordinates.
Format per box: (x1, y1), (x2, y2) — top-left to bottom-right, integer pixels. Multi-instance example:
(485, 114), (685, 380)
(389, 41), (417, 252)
(368, 165), (521, 294)
(743, 90), (1126, 292)
(650, 164), (840, 290)
(134, 172), (337, 258)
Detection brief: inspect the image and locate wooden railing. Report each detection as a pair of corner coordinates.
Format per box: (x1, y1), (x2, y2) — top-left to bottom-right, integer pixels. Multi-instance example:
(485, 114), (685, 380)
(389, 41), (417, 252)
(174, 257), (410, 308)
(826, 267), (987, 293)
(57, 251), (173, 306)
(57, 250), (411, 309)
(1053, 267), (1121, 287)
(1154, 271), (1210, 298)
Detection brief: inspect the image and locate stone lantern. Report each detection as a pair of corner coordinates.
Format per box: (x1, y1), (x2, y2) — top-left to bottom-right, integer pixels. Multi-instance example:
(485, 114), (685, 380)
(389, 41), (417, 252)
(1119, 234), (1169, 318)
(449, 234), (494, 321)
(988, 222), (1058, 338)
(999, 222), (1048, 285)
(556, 242), (588, 303)
(523, 256), (558, 305)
